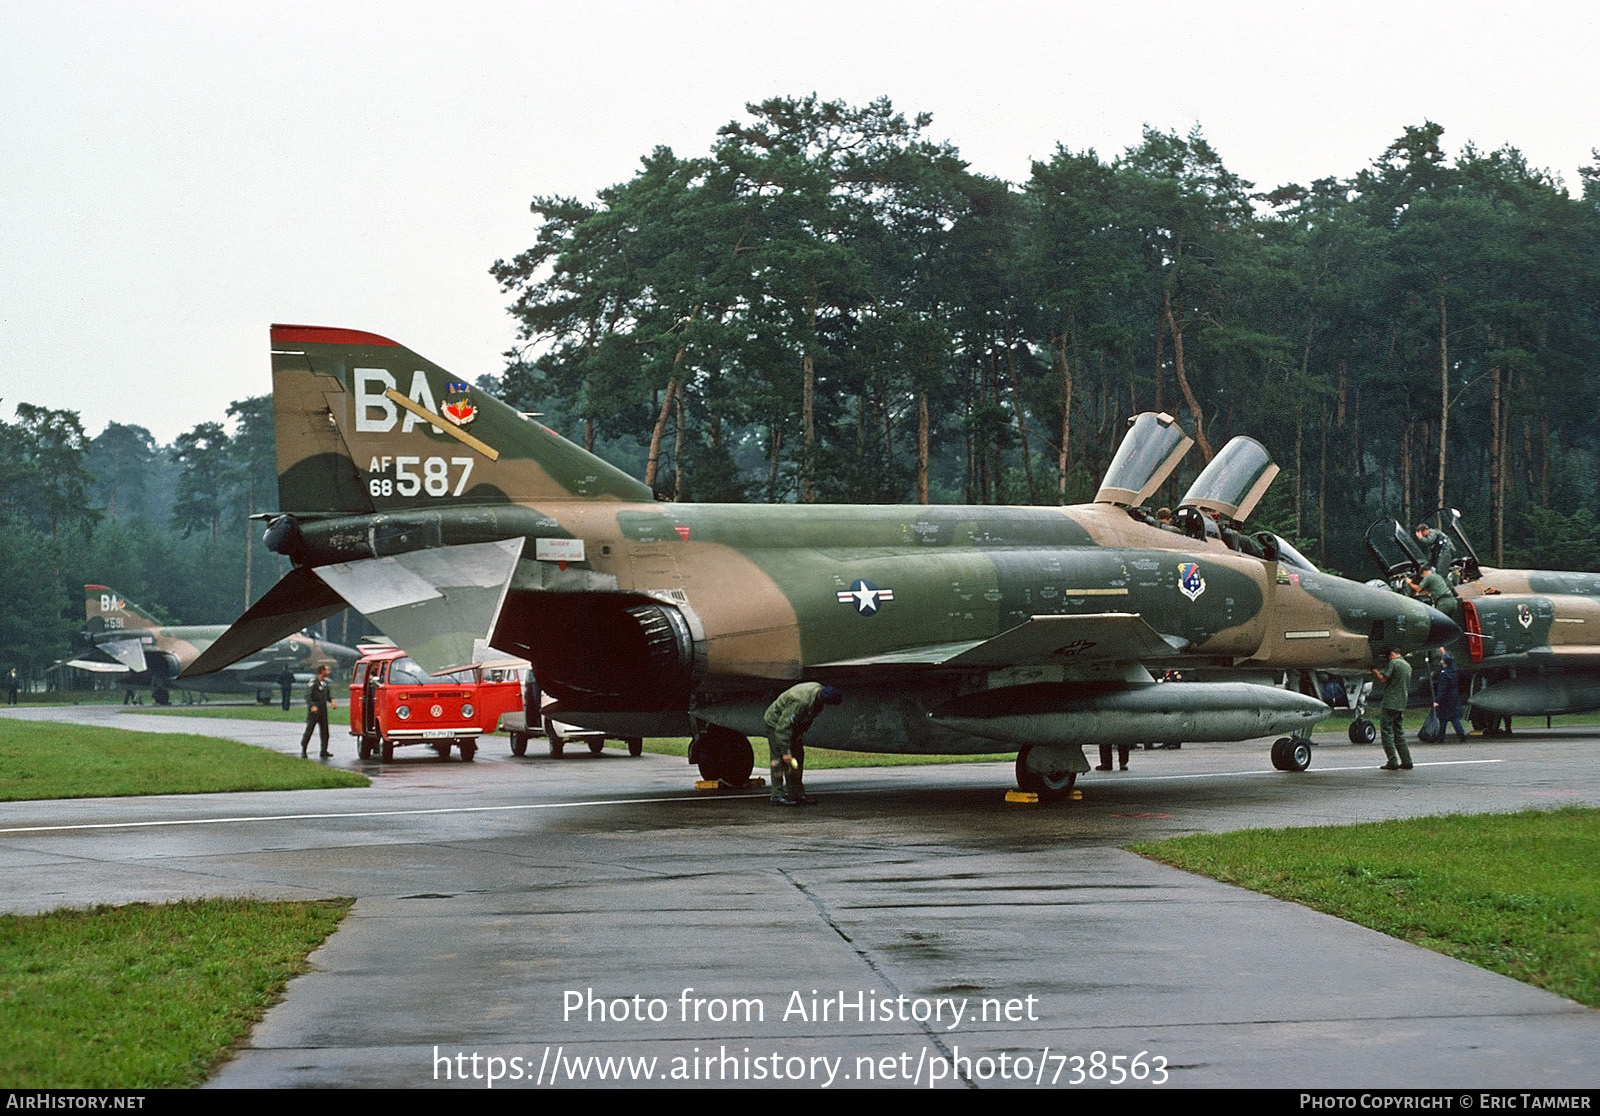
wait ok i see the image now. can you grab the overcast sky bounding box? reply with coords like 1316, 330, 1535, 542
2, 0, 1596, 445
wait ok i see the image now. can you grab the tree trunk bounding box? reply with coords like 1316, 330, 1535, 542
1056, 335, 1072, 504
766, 423, 783, 503
917, 391, 929, 505
644, 375, 679, 491
801, 353, 816, 504
1318, 402, 1328, 567
243, 475, 254, 609
1401, 420, 1413, 527
1164, 289, 1212, 461
672, 388, 685, 502
1489, 364, 1502, 563
1437, 288, 1449, 509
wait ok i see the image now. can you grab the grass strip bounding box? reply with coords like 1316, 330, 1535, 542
0, 898, 351, 1088
0, 719, 367, 800
1131, 807, 1600, 1007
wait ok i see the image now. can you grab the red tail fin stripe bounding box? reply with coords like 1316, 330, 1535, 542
271, 324, 401, 347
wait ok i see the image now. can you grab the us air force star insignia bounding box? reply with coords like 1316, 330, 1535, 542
1517, 604, 1533, 629
837, 579, 894, 616
1177, 561, 1206, 602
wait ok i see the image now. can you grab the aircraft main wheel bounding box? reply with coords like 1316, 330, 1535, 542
1348, 719, 1376, 744
1271, 737, 1313, 771
1015, 746, 1077, 802
588, 738, 605, 756
626, 737, 643, 757
510, 733, 528, 757
153, 686, 170, 706
460, 740, 477, 762
1470, 706, 1493, 733
544, 716, 566, 758
380, 739, 394, 763
696, 726, 754, 786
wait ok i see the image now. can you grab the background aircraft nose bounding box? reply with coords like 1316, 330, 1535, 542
1424, 605, 1461, 647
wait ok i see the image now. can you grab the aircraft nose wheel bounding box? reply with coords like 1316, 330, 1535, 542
1270, 737, 1313, 771
1347, 718, 1376, 744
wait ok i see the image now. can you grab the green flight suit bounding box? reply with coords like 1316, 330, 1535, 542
764, 682, 826, 803
1415, 570, 1459, 621
1377, 655, 1413, 768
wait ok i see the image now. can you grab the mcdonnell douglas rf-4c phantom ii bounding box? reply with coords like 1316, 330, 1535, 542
72, 584, 359, 704
184, 325, 1456, 798
1367, 509, 1600, 730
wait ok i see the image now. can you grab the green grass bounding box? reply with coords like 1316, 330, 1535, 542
635, 737, 1013, 768
131, 704, 309, 722
1131, 807, 1600, 1007
0, 720, 367, 800
0, 898, 351, 1087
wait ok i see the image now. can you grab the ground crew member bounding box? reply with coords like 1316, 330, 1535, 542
763, 682, 843, 806
300, 664, 335, 759
1408, 564, 1459, 622
277, 666, 294, 711
1414, 524, 1455, 575
1371, 650, 1414, 771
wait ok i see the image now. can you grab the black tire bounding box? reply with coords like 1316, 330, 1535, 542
626, 737, 643, 757
358, 735, 375, 760
432, 741, 452, 759
1271, 737, 1313, 772
380, 739, 394, 763
1015, 745, 1078, 802
695, 725, 754, 786
1469, 705, 1493, 733
588, 738, 605, 756
153, 686, 170, 706
510, 733, 527, 757
460, 740, 477, 762
1348, 718, 1376, 744
544, 716, 566, 758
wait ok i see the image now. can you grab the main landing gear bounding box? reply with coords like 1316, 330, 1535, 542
693, 724, 754, 786
1270, 736, 1313, 771
1014, 743, 1081, 802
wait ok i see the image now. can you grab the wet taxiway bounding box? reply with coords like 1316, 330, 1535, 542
2, 704, 1596, 1088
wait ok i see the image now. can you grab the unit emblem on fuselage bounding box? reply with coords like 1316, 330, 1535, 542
1178, 562, 1206, 602
1517, 603, 1533, 629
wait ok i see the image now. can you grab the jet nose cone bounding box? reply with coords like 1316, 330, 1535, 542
1424, 605, 1461, 648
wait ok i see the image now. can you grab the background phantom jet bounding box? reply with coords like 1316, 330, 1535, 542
72, 584, 358, 704
186, 325, 1454, 797
1366, 510, 1600, 728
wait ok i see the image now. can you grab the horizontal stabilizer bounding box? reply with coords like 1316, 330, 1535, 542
179, 567, 348, 678
313, 538, 524, 675
66, 659, 131, 674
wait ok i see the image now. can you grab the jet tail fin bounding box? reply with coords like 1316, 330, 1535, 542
269, 324, 652, 515
84, 585, 160, 633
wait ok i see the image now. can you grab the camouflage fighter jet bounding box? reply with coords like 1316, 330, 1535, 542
183, 325, 1455, 797
72, 584, 359, 704
1366, 509, 1600, 728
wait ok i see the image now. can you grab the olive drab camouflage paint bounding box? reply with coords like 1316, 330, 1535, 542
183, 325, 1457, 797
1365, 511, 1600, 720
71, 583, 359, 703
